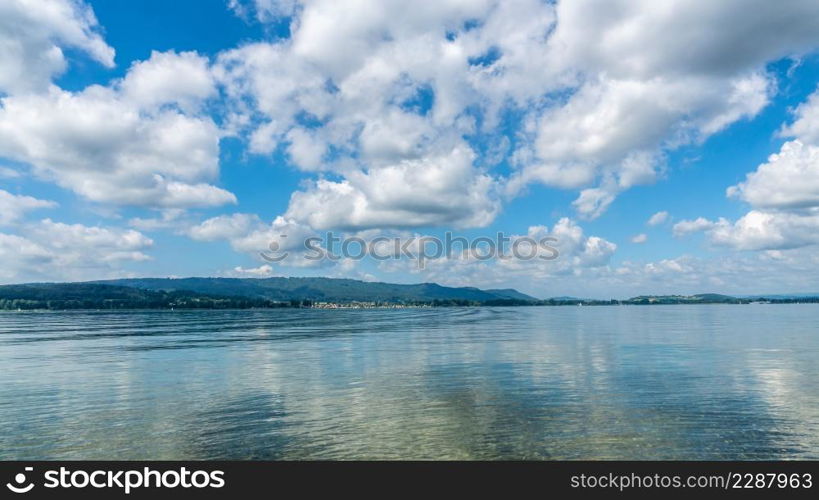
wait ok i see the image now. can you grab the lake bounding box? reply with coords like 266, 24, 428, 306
1, 305, 817, 460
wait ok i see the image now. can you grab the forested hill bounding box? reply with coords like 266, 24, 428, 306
94, 277, 539, 303
0, 283, 290, 310
0, 278, 539, 309
1, 279, 817, 310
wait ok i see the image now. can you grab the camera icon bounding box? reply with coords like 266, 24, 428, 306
6, 467, 35, 494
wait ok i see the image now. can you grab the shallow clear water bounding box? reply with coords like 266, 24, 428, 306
1, 305, 818, 460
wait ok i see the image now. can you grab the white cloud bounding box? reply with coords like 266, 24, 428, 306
728, 140, 819, 210
284, 145, 500, 230
673, 211, 819, 252
128, 209, 188, 231
780, 85, 819, 143
608, 249, 819, 298
392, 219, 617, 291
0, 189, 56, 225
680, 87, 819, 251
570, 184, 618, 220
184, 209, 617, 283
0, 218, 153, 283
285, 127, 326, 170
433, 247, 819, 299
121, 50, 217, 112
0, 233, 52, 282
673, 217, 716, 237
0, 0, 115, 94
5, 0, 819, 291
186, 213, 318, 264
547, 0, 819, 79
708, 211, 819, 251
186, 213, 264, 242
30, 219, 153, 260
631, 233, 648, 244
0, 165, 21, 178
213, 0, 819, 226
0, 51, 235, 209
231, 264, 275, 277
228, 0, 299, 23
508, 0, 812, 217
647, 211, 669, 226
214, 1, 554, 228
522, 56, 773, 218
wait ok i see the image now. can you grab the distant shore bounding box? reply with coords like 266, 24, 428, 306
2, 279, 818, 310
2, 298, 819, 312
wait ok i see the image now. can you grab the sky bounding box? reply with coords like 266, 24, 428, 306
2, 0, 819, 298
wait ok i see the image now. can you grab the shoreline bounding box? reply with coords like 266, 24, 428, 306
2, 301, 819, 312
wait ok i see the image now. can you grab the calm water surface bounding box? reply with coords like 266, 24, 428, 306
1, 305, 818, 460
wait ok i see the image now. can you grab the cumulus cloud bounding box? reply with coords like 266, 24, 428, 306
672, 217, 717, 237
708, 211, 819, 251
548, 218, 618, 268
186, 213, 318, 264
186, 213, 264, 242
0, 233, 52, 282
120, 50, 217, 112
547, 0, 819, 78
128, 209, 188, 232
284, 146, 500, 230
673, 211, 819, 252
461, 247, 819, 299
728, 140, 819, 210
0, 0, 115, 94
184, 208, 616, 284
231, 264, 275, 277
647, 211, 670, 226
678, 86, 819, 251
212, 0, 819, 226
608, 249, 819, 298
228, 0, 299, 23
0, 51, 235, 209
380, 218, 617, 293
5, 0, 819, 226
0, 219, 153, 283
215, 0, 548, 226
673, 209, 819, 251
417, 247, 819, 301
0, 189, 56, 225
4, 0, 819, 289
631, 233, 648, 244
780, 86, 819, 143
517, 0, 789, 218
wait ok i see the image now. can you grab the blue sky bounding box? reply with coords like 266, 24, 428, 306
2, 0, 819, 298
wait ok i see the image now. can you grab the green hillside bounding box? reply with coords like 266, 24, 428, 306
0, 283, 288, 310
0, 277, 539, 309
94, 277, 538, 303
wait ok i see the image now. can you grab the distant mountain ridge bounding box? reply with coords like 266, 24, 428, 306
2, 279, 819, 310
0, 283, 285, 310
92, 277, 540, 303
737, 293, 819, 299
484, 288, 538, 301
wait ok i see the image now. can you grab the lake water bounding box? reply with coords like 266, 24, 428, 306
1, 305, 818, 460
